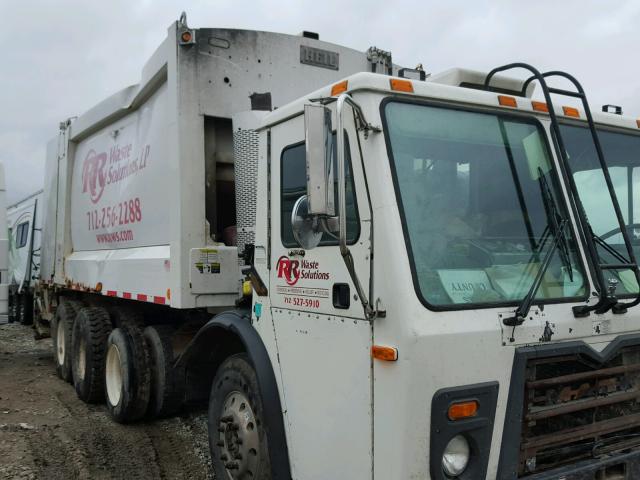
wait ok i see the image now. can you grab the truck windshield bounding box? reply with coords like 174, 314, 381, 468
561, 125, 640, 296
383, 101, 586, 308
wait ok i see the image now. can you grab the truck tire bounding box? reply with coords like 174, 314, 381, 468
8, 294, 17, 323
72, 307, 112, 403
208, 353, 272, 480
143, 325, 184, 418
105, 324, 152, 423
18, 293, 34, 326
51, 300, 82, 382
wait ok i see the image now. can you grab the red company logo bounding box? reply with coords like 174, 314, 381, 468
82, 149, 107, 204
277, 256, 300, 286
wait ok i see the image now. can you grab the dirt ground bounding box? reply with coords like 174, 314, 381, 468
0, 321, 215, 480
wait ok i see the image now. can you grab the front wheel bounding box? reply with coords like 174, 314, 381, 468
208, 353, 271, 480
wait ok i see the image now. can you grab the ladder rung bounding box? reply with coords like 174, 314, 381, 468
599, 263, 638, 270
548, 87, 584, 99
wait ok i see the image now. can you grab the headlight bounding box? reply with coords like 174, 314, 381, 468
442, 434, 470, 477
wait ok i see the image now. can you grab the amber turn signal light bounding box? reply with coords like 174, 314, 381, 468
563, 106, 580, 118
371, 345, 398, 362
448, 400, 479, 421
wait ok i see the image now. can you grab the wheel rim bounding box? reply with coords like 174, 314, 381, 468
56, 318, 66, 366
105, 343, 123, 407
218, 391, 261, 479
77, 337, 87, 381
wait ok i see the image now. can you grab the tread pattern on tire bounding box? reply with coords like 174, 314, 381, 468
52, 299, 83, 382
121, 322, 152, 421
105, 321, 152, 423
72, 307, 113, 403
144, 325, 184, 418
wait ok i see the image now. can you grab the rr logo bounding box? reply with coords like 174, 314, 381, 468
82, 149, 107, 204
277, 256, 300, 286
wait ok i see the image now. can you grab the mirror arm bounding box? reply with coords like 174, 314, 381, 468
311, 95, 381, 139
336, 93, 376, 319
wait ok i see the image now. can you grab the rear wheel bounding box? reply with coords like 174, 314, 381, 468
18, 293, 33, 326
8, 294, 17, 323
105, 324, 151, 423
52, 300, 82, 382
143, 325, 184, 418
72, 307, 112, 403
208, 354, 271, 480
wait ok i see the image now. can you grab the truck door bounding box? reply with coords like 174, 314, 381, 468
9, 199, 37, 291
268, 112, 373, 479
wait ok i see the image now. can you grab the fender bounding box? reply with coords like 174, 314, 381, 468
178, 310, 292, 480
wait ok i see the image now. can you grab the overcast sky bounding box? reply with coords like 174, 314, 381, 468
1, 0, 639, 204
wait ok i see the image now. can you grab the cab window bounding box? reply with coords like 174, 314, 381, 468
280, 135, 359, 247
16, 222, 29, 248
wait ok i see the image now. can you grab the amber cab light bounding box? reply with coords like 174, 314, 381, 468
563, 106, 580, 118
532, 101, 549, 113
448, 400, 479, 421
498, 95, 517, 108
390, 78, 414, 93
331, 80, 349, 96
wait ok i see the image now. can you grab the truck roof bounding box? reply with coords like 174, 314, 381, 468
261, 69, 640, 134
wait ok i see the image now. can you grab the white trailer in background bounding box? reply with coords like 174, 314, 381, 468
7, 189, 42, 325
0, 163, 7, 317
37, 13, 640, 480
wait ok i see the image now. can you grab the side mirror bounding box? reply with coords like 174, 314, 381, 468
304, 104, 334, 217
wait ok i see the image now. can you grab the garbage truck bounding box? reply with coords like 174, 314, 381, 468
37, 13, 640, 480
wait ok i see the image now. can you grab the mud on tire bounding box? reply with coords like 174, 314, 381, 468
208, 353, 271, 480
72, 307, 112, 403
105, 324, 152, 423
143, 325, 184, 418
51, 299, 83, 382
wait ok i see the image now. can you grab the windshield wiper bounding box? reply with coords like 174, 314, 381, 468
504, 168, 572, 327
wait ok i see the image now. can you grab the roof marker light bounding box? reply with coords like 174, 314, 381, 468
390, 78, 414, 93
498, 95, 517, 108
532, 101, 549, 113
563, 106, 580, 118
371, 345, 398, 362
331, 80, 348, 96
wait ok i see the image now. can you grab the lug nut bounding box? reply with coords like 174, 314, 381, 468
225, 461, 239, 470
220, 454, 228, 461
234, 453, 243, 460
220, 415, 234, 423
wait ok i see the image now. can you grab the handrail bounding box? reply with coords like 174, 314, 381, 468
485, 63, 640, 316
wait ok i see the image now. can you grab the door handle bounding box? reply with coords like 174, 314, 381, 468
332, 283, 350, 309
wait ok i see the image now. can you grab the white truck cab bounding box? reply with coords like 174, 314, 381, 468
249, 68, 640, 478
